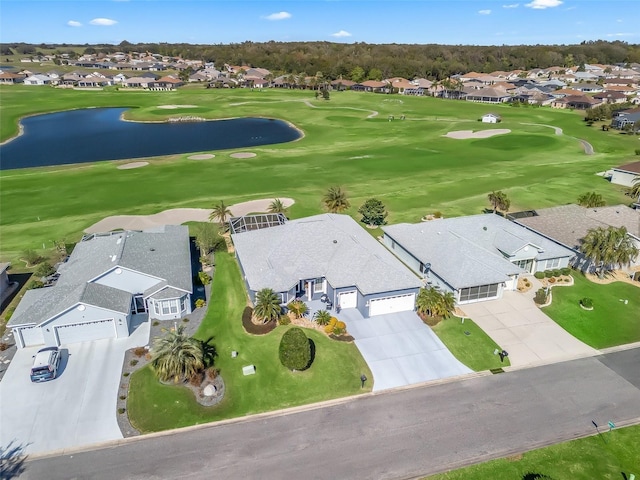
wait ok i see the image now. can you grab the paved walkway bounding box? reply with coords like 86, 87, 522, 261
84, 198, 295, 233
340, 309, 471, 391
460, 284, 597, 368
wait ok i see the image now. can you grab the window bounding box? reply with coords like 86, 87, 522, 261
459, 283, 499, 303
154, 302, 160, 315
161, 301, 171, 315
545, 258, 560, 269
313, 278, 324, 294
180, 296, 186, 312
169, 300, 178, 314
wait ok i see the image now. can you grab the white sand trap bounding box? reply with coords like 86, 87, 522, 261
84, 198, 296, 233
117, 162, 149, 170
230, 152, 257, 159
444, 129, 511, 139
157, 104, 198, 109
188, 154, 215, 160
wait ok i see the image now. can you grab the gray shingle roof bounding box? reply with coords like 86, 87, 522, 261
9, 225, 191, 328
231, 214, 422, 295
383, 214, 574, 290
516, 204, 640, 249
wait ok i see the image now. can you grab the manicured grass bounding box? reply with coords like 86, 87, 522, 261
542, 274, 640, 349
0, 87, 634, 264
426, 424, 640, 479
127, 252, 371, 433
432, 317, 510, 371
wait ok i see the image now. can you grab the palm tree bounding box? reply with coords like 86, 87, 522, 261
577, 191, 605, 208
628, 176, 640, 202
287, 299, 309, 318
151, 325, 205, 383
322, 186, 351, 213
209, 200, 232, 227
313, 309, 332, 326
487, 191, 510, 214
416, 287, 441, 318
580, 226, 639, 277
253, 288, 282, 324
432, 291, 456, 318
268, 198, 288, 216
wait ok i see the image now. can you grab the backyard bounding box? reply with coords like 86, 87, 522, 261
0, 85, 635, 266
542, 273, 640, 349
127, 252, 372, 433
426, 423, 640, 480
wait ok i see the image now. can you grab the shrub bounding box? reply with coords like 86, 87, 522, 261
35, 262, 55, 278
152, 320, 160, 327
23, 249, 43, 266
324, 317, 338, 334
206, 367, 219, 380
552, 269, 561, 278
635, 148, 640, 156
27, 280, 44, 290
534, 271, 545, 279
544, 270, 554, 278
333, 320, 347, 335
119, 395, 126, 400
130, 359, 139, 367
313, 309, 332, 326
133, 346, 147, 357
189, 371, 204, 386
278, 314, 291, 326
118, 408, 126, 414
534, 288, 548, 305
198, 271, 211, 285
195, 299, 206, 308
560, 267, 571, 276
182, 318, 190, 323
580, 297, 593, 308
4, 307, 15, 320
548, 277, 556, 284
433, 211, 443, 218
279, 327, 311, 371
123, 372, 130, 377
286, 300, 308, 319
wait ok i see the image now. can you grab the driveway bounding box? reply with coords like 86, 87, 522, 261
460, 290, 598, 368
0, 320, 149, 456
340, 310, 472, 391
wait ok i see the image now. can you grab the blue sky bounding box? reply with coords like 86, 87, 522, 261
1, 0, 638, 46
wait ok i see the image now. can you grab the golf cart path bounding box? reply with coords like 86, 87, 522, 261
520, 122, 594, 155
84, 198, 295, 233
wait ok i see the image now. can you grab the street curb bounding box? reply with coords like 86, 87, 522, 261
599, 341, 640, 354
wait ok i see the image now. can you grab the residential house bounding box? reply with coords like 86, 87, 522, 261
330, 79, 355, 91
552, 94, 599, 110
513, 204, 640, 269
593, 90, 628, 104
24, 74, 52, 86
610, 160, 640, 187
465, 87, 511, 103
0, 72, 25, 84
231, 214, 422, 318
382, 214, 574, 304
8, 225, 193, 349
351, 80, 390, 93
149, 75, 183, 90
573, 82, 604, 93
611, 108, 640, 130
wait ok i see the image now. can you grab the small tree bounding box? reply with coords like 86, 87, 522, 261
487, 191, 510, 214
195, 222, 223, 256
151, 325, 205, 383
313, 309, 332, 326
208, 200, 232, 228
627, 176, 640, 202
286, 299, 309, 319
358, 198, 388, 227
253, 288, 282, 324
268, 198, 288, 217
577, 191, 605, 208
322, 186, 351, 213
279, 327, 311, 371
35, 262, 55, 278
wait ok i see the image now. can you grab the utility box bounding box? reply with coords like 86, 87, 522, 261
242, 365, 256, 376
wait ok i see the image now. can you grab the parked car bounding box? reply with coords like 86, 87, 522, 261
30, 346, 61, 382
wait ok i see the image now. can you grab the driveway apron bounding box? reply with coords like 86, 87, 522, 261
340, 310, 471, 392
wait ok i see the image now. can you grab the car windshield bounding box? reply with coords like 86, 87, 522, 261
31, 367, 51, 375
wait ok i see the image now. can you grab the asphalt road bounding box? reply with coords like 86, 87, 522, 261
16, 349, 640, 480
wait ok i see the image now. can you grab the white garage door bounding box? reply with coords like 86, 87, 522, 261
18, 326, 45, 348
55, 319, 116, 345
369, 294, 415, 317
338, 291, 358, 309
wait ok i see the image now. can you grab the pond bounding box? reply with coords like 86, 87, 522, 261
0, 108, 301, 170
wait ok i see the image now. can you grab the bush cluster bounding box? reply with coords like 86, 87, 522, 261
534, 288, 548, 305
198, 271, 211, 286
580, 297, 593, 308
195, 299, 206, 308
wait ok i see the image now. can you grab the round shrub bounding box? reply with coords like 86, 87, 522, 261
534, 271, 545, 279
278, 314, 291, 326
560, 267, 571, 276
324, 317, 338, 334
548, 277, 556, 284
545, 270, 554, 278
552, 269, 561, 278
279, 327, 311, 371
580, 297, 593, 309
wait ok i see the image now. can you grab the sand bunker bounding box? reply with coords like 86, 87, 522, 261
117, 162, 149, 169
444, 129, 511, 139
157, 105, 198, 109
188, 154, 216, 160
230, 152, 257, 159
84, 198, 296, 233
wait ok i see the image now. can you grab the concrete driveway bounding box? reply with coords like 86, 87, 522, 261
340, 310, 472, 391
0, 320, 149, 456
460, 290, 597, 368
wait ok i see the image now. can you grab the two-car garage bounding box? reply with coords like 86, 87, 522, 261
369, 293, 416, 317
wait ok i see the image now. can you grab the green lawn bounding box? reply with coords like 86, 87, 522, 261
542, 274, 640, 349
127, 252, 371, 433
0, 86, 635, 265
426, 424, 640, 479
432, 317, 510, 371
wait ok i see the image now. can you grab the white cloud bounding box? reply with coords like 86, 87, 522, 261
525, 0, 563, 9
617, 18, 623, 22
606, 32, 635, 37
479, 9, 492, 14
331, 30, 352, 38
67, 20, 82, 27
503, 3, 519, 7
263, 11, 292, 21
89, 18, 118, 26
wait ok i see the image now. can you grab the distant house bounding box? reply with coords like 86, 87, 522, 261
352, 80, 390, 93
0, 72, 25, 84
383, 214, 574, 305
232, 214, 422, 317
330, 79, 355, 91
611, 108, 640, 130
24, 74, 52, 86
610, 160, 640, 187
593, 90, 628, 104
465, 87, 511, 103
8, 226, 193, 349
552, 95, 599, 110
481, 113, 501, 124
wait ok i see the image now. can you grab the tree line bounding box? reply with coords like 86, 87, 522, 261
3, 40, 640, 80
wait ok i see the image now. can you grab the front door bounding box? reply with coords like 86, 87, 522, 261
134, 295, 146, 314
